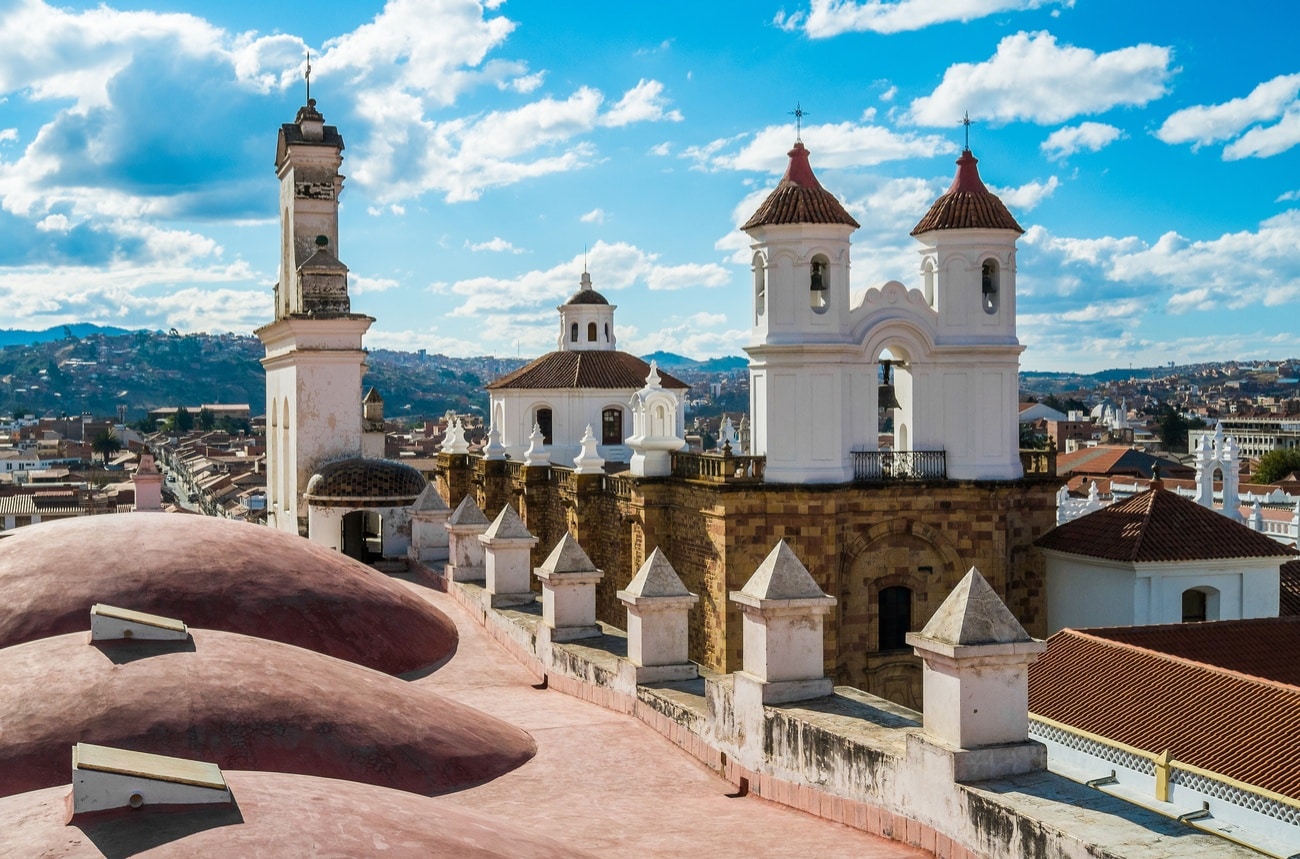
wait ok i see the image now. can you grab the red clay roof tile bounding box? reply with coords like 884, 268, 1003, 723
741, 142, 860, 231
911, 150, 1023, 235
1036, 485, 1297, 563
1030, 625, 1300, 799
486, 351, 688, 391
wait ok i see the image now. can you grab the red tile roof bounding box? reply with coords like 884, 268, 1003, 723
1055, 445, 1192, 480
486, 350, 688, 391
1282, 560, 1300, 616
1089, 617, 1300, 687
741, 142, 860, 231
910, 149, 1023, 235
1030, 627, 1300, 799
1036, 485, 1297, 563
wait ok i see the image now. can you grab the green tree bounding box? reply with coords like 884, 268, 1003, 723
171, 406, 194, 433
198, 407, 216, 431
1254, 449, 1300, 484
1156, 406, 1205, 453
91, 428, 122, 462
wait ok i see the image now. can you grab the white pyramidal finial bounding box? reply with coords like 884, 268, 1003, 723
645, 361, 662, 389
524, 422, 551, 466
573, 425, 605, 475
483, 422, 507, 460
440, 415, 470, 455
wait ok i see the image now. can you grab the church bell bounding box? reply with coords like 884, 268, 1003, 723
809, 261, 828, 291
878, 360, 901, 411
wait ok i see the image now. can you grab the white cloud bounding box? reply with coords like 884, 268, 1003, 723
992, 176, 1058, 211
35, 213, 68, 232
622, 314, 747, 360
466, 236, 525, 253
600, 79, 683, 127
0, 128, 16, 143
649, 142, 673, 157
1224, 107, 1300, 161
580, 208, 606, 224
777, 0, 1072, 37
685, 121, 955, 173
351, 275, 401, 294
1278, 190, 1300, 203
1041, 122, 1123, 160
441, 241, 730, 321
906, 31, 1172, 126
1156, 73, 1300, 150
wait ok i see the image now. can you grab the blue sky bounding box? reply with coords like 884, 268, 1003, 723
1, 0, 1299, 372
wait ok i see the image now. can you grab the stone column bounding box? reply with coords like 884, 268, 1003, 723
906, 566, 1047, 781
618, 548, 699, 682
534, 533, 604, 642
445, 495, 490, 583
479, 504, 538, 608
730, 540, 836, 705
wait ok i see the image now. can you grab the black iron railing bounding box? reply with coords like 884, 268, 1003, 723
852, 450, 946, 482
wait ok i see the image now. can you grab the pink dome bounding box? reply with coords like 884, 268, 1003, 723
0, 771, 595, 857
0, 515, 455, 674
0, 629, 535, 797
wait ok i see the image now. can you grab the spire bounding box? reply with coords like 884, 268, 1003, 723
741, 141, 860, 231
910, 147, 1023, 235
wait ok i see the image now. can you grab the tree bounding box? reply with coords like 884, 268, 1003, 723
198, 407, 216, 431
171, 406, 194, 433
91, 428, 122, 462
1156, 406, 1205, 453
1254, 449, 1300, 484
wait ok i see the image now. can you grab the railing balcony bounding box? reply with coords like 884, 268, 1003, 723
852, 450, 947, 482
1019, 441, 1057, 477
671, 450, 766, 484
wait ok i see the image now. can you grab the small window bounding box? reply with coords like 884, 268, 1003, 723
587, 322, 597, 342
602, 408, 623, 445
922, 258, 935, 306
536, 408, 553, 445
570, 323, 578, 342
878, 586, 912, 651
753, 252, 766, 319
1182, 589, 1207, 623
981, 259, 999, 314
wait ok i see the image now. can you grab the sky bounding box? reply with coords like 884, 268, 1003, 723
1, 0, 1299, 373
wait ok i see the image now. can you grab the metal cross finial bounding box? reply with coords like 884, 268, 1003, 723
305, 51, 312, 103
789, 102, 809, 142
961, 111, 972, 150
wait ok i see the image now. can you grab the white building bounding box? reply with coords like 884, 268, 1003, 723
1038, 481, 1294, 634
743, 141, 1025, 484
485, 271, 688, 466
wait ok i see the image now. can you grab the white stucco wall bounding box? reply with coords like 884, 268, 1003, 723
492, 386, 683, 466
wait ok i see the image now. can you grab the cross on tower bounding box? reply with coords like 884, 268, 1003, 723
961, 111, 973, 150
305, 51, 312, 103
789, 102, 809, 142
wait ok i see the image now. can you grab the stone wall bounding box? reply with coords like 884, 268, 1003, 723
436, 453, 1057, 707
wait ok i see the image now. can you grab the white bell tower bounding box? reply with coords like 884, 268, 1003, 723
743, 140, 861, 483
256, 97, 374, 534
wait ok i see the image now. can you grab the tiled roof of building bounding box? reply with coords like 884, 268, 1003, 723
740, 142, 860, 231
1055, 445, 1192, 479
911, 149, 1023, 235
1036, 485, 1297, 563
1089, 617, 1300, 687
1029, 627, 1300, 799
1282, 560, 1300, 616
486, 350, 688, 391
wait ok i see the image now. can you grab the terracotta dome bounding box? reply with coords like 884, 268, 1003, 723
304, 456, 427, 505
0, 771, 594, 858
0, 629, 534, 798
0, 514, 454, 674
564, 286, 609, 305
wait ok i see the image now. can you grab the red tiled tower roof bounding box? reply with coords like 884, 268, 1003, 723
741, 142, 860, 231
486, 350, 688, 391
1030, 627, 1300, 799
1035, 485, 1297, 563
911, 149, 1023, 235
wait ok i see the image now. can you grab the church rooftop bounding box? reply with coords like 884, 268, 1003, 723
487, 350, 688, 391
910, 149, 1023, 235
741, 142, 860, 231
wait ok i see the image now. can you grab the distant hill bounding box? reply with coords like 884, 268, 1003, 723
641, 351, 747, 373
0, 324, 134, 348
